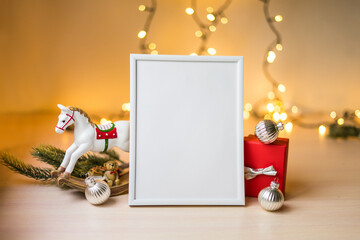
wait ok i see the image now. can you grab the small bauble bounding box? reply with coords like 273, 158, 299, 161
85, 177, 111, 205
258, 181, 284, 211
255, 120, 284, 144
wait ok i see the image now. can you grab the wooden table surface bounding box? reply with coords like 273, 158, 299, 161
0, 113, 359, 240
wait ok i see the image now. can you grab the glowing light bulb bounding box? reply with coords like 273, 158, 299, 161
355, 109, 360, 118
278, 84, 286, 93
207, 14, 215, 22
273, 112, 280, 121
138, 5, 146, 12
244, 103, 252, 112
206, 7, 214, 13
244, 110, 250, 119
209, 25, 216, 32
267, 51, 276, 63
138, 30, 146, 39
291, 106, 298, 114
208, 48, 216, 55
276, 44, 283, 51
274, 15, 283, 22
285, 122, 293, 133
122, 103, 130, 112
280, 112, 287, 121
100, 118, 112, 125
330, 111, 336, 119
190, 53, 197, 56
267, 91, 275, 100
221, 17, 228, 24
337, 118, 344, 125
267, 103, 275, 112
195, 30, 203, 38
319, 125, 326, 136
151, 50, 158, 55
148, 43, 156, 50
185, 8, 194, 15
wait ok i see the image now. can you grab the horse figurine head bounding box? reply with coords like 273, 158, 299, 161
55, 104, 75, 134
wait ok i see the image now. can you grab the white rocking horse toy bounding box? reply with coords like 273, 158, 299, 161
52, 104, 129, 178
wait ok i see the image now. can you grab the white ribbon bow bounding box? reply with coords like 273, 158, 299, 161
244, 165, 277, 180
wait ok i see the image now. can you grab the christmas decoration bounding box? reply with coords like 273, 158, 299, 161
244, 135, 289, 197
103, 161, 121, 187
185, 0, 232, 55
53, 104, 129, 178
137, 0, 157, 54
244, 0, 360, 140
258, 180, 284, 211
244, 165, 277, 180
0, 152, 52, 181
255, 120, 284, 144
85, 177, 111, 205
0, 145, 128, 181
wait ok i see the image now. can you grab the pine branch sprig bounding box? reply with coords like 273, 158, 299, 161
0, 152, 53, 181
31, 145, 65, 168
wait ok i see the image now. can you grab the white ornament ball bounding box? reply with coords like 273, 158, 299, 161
258, 181, 284, 211
85, 177, 111, 205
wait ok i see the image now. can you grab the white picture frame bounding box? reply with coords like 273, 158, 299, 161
129, 54, 244, 205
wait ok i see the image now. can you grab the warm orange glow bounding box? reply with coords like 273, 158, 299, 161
208, 48, 216, 55
206, 7, 214, 13
185, 8, 194, 15
356, 109, 360, 118
207, 14, 215, 22
195, 31, 203, 38
244, 110, 250, 119
285, 122, 293, 133
276, 44, 283, 51
100, 118, 112, 125
330, 111, 336, 119
273, 112, 280, 121
268, 91, 275, 100
267, 103, 274, 112
319, 125, 326, 135
274, 15, 283, 22
138, 5, 146, 12
267, 51, 276, 63
137, 30, 146, 39
221, 17, 228, 24
291, 106, 298, 114
278, 84, 286, 93
148, 43, 156, 50
337, 118, 344, 125
280, 112, 287, 121
209, 25, 216, 32
244, 103, 252, 112
122, 103, 130, 112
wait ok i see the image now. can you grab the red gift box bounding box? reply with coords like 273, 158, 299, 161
244, 135, 289, 197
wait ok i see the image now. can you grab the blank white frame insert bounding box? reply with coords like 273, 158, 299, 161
129, 54, 244, 205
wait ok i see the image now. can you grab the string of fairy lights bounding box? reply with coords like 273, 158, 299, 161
245, 0, 360, 138
137, 0, 158, 54
185, 0, 232, 56
108, 0, 360, 139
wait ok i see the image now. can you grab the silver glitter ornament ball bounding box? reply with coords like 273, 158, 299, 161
85, 177, 111, 205
258, 181, 284, 211
255, 120, 284, 144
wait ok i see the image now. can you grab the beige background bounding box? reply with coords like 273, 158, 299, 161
0, 0, 359, 114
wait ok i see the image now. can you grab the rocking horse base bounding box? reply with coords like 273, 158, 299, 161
51, 168, 129, 197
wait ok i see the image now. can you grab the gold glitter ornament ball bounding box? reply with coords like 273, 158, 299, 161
85, 177, 111, 205
258, 181, 284, 211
